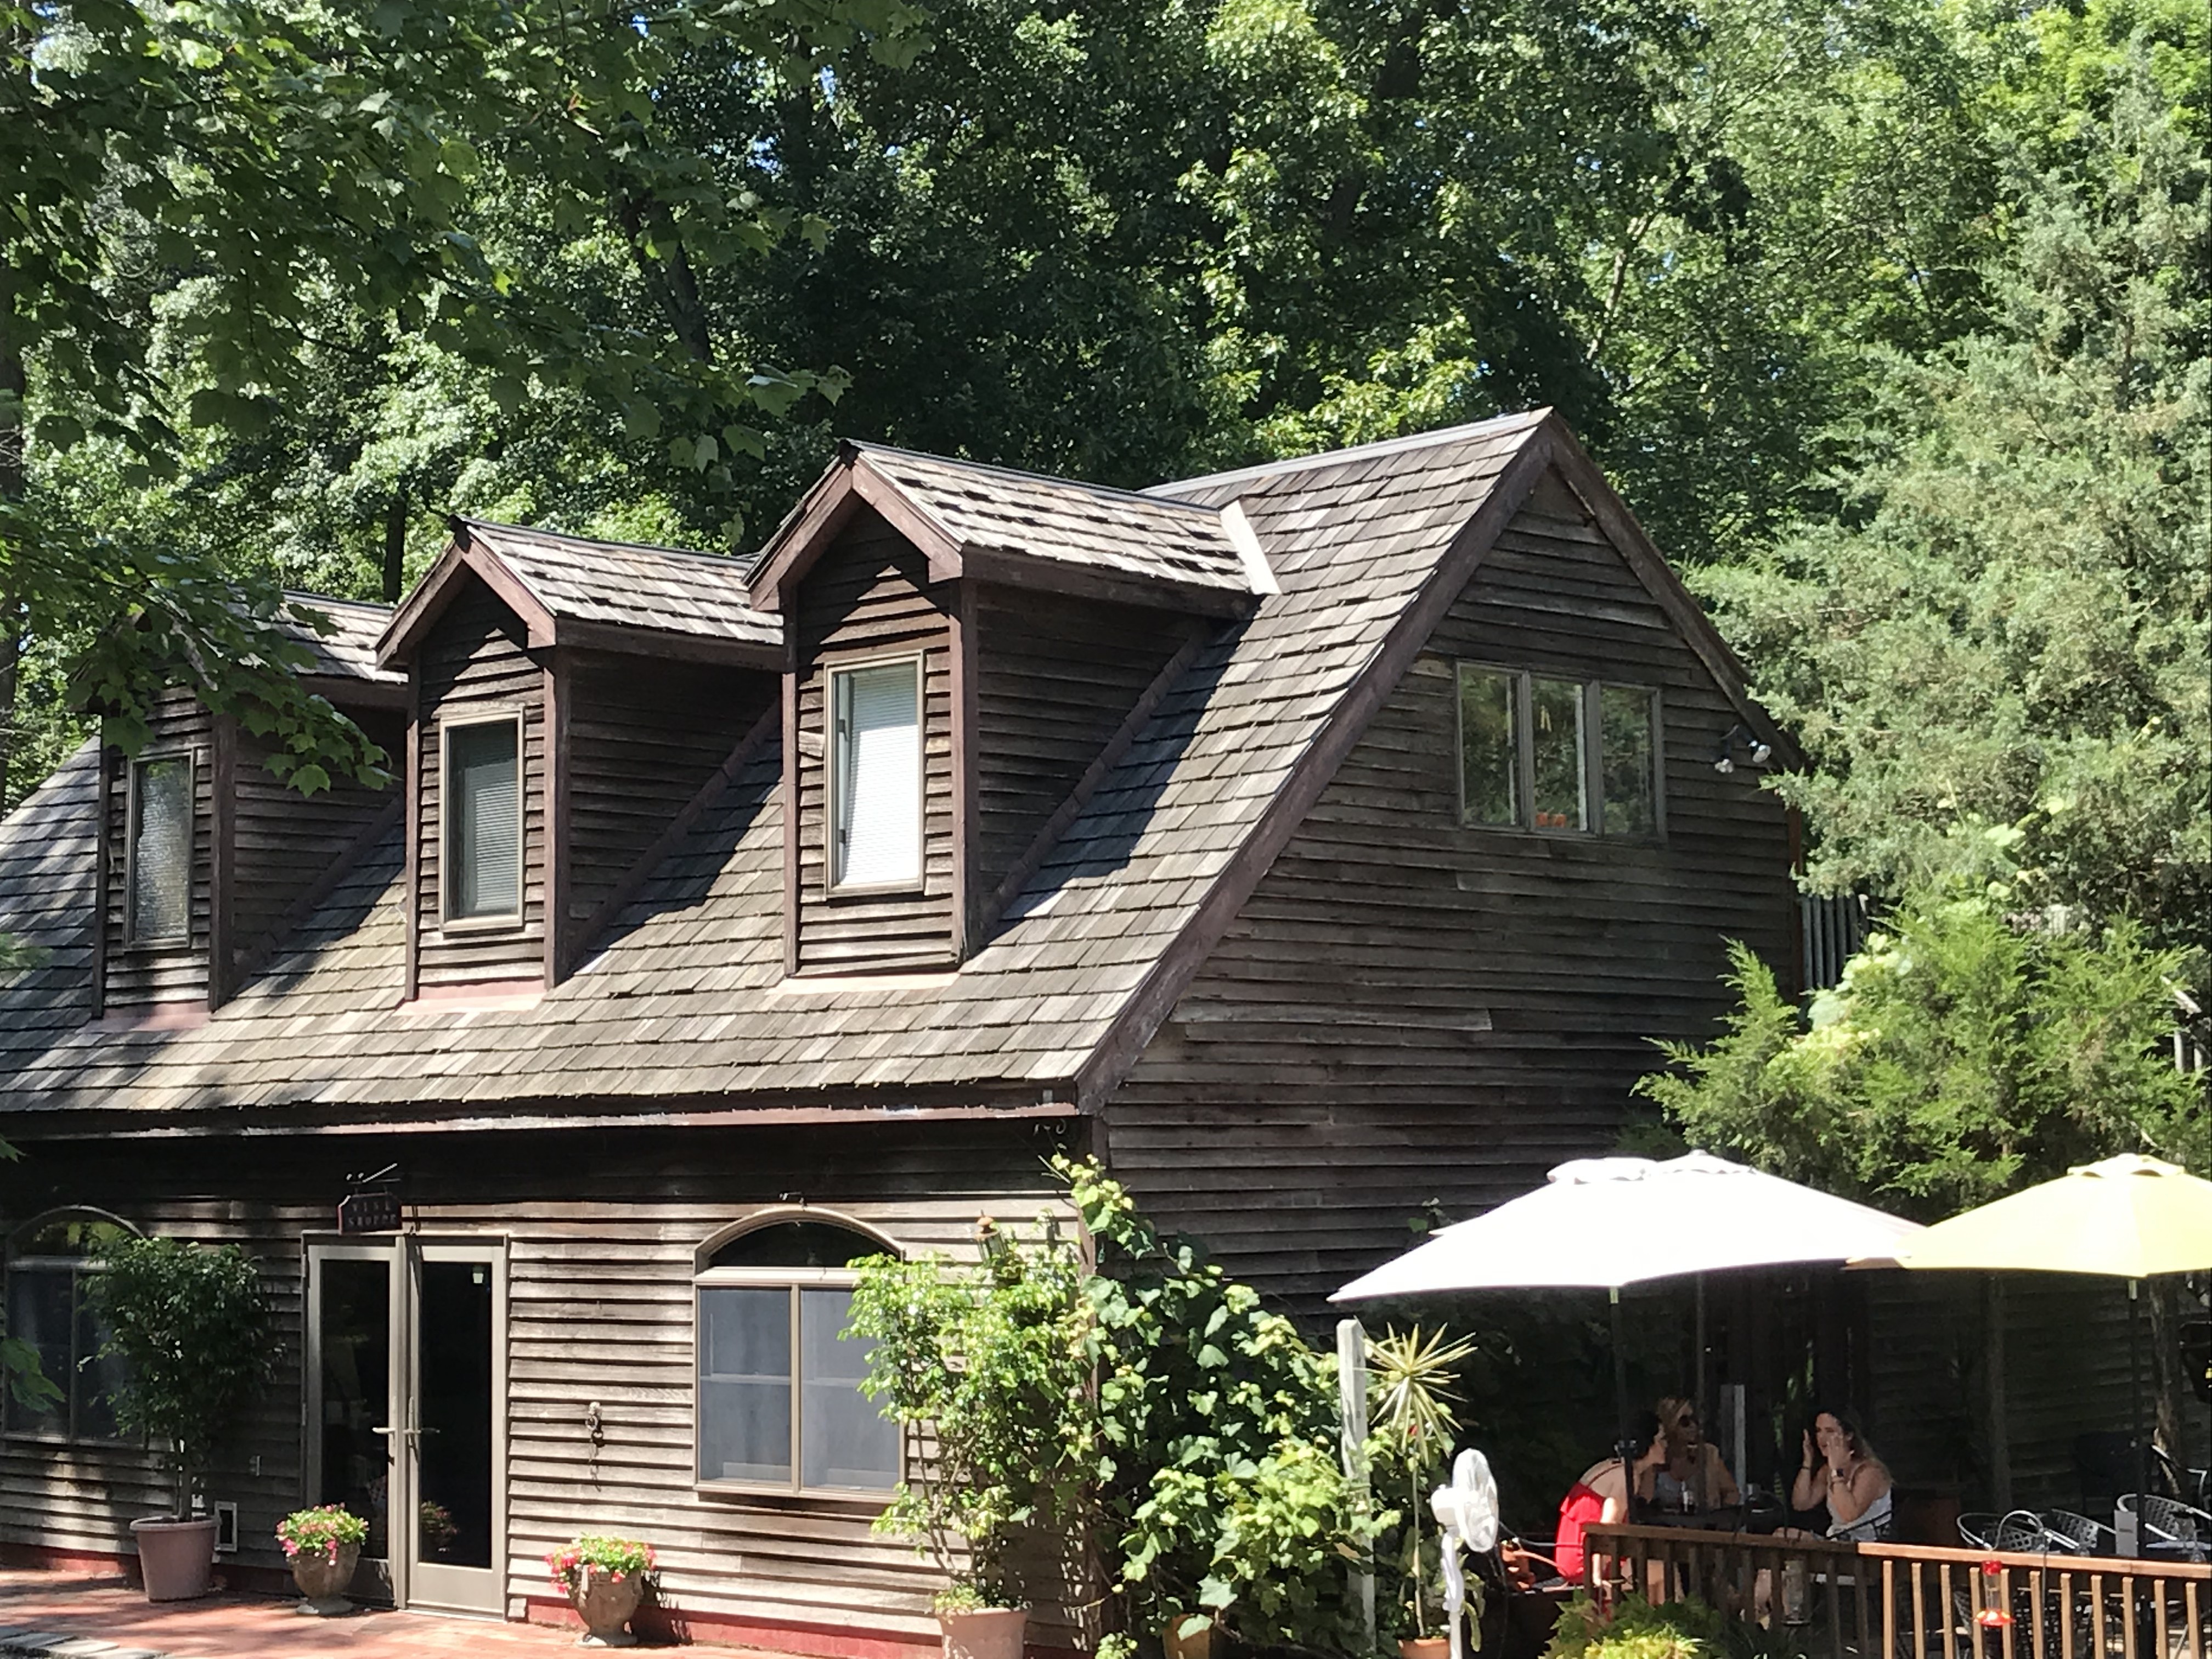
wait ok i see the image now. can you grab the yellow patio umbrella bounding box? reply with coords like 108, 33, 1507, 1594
1887, 1153, 2212, 1549
1888, 1154, 2212, 1276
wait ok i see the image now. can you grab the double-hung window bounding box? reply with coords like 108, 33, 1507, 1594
125, 754, 193, 946
827, 657, 923, 890
694, 1218, 900, 1496
1457, 664, 1660, 837
3, 1212, 133, 1444
442, 715, 523, 924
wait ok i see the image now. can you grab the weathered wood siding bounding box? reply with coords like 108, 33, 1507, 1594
789, 510, 956, 975
228, 719, 401, 990
1104, 467, 1796, 1310
564, 656, 778, 932
98, 690, 215, 1013
414, 578, 548, 989
0, 1122, 1072, 1645
969, 586, 1187, 921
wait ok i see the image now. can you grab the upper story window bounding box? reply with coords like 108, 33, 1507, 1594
442, 714, 522, 924
693, 1215, 901, 1497
3, 1210, 136, 1444
126, 754, 193, 945
829, 657, 922, 891
1457, 664, 1659, 838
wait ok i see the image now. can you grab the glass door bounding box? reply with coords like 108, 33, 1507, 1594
306, 1243, 401, 1605
404, 1243, 506, 1615
306, 1238, 505, 1616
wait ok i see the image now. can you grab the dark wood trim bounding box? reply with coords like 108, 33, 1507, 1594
0, 1098, 1084, 1143
949, 583, 976, 960
781, 665, 801, 979
742, 455, 868, 613
402, 668, 422, 1003
549, 618, 782, 672
849, 459, 966, 584
376, 540, 560, 668
297, 674, 409, 712
568, 701, 782, 969
207, 715, 237, 1009
955, 544, 1256, 619
225, 796, 404, 990
978, 618, 1211, 936
1070, 425, 1561, 1108
1544, 423, 1801, 767
543, 653, 569, 989
89, 740, 110, 1021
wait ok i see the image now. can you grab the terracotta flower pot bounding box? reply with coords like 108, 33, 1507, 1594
1400, 1637, 1452, 1659
573, 1565, 646, 1648
939, 1605, 1028, 1659
291, 1541, 362, 1616
1163, 1614, 1215, 1659
131, 1516, 219, 1603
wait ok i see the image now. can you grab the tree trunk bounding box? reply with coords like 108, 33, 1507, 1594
2148, 1277, 2191, 1483
381, 488, 410, 603
0, 255, 25, 807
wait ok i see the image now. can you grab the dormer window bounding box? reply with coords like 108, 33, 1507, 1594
1457, 664, 1661, 837
829, 657, 922, 891
126, 753, 193, 945
443, 714, 523, 924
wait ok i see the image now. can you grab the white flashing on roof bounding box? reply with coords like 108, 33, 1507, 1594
1217, 500, 1279, 596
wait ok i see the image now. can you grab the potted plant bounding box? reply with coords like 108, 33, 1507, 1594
847, 1217, 1097, 1659
1369, 1325, 1479, 1659
547, 1534, 657, 1647
277, 1505, 368, 1615
85, 1236, 274, 1602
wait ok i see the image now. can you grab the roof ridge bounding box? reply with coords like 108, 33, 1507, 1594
281, 591, 395, 616
1144, 408, 1553, 498
458, 516, 756, 575
847, 442, 1228, 516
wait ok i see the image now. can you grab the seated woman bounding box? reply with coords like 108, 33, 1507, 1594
1554, 1412, 1668, 1583
1654, 1396, 1741, 1511
1788, 1407, 1893, 1542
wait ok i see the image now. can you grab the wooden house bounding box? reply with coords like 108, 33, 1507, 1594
0, 411, 1801, 1649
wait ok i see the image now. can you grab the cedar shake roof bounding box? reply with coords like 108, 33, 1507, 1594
746, 442, 1265, 617
454, 519, 777, 650
278, 595, 405, 687
0, 410, 1781, 1130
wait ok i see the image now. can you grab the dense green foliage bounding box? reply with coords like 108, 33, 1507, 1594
849, 1159, 1382, 1647
83, 1235, 274, 1517
1637, 885, 2206, 1220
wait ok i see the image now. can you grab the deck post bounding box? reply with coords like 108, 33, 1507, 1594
1338, 1317, 1376, 1652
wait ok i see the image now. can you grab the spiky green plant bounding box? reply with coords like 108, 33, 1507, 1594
1369, 1325, 1479, 1637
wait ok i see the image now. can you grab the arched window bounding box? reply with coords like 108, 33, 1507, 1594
4, 1209, 138, 1444
693, 1212, 900, 1497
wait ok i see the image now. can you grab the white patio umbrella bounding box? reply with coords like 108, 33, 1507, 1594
1330, 1152, 1925, 1473
1331, 1152, 1925, 1302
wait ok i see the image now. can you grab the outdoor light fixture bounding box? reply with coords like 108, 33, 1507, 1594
1712, 723, 1773, 774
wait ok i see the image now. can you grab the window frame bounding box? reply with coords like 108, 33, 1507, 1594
2, 1207, 140, 1449
1452, 663, 1666, 842
691, 1209, 904, 1502
123, 749, 196, 949
437, 709, 527, 932
822, 651, 927, 898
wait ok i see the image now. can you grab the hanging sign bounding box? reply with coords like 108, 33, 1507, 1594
338, 1163, 401, 1233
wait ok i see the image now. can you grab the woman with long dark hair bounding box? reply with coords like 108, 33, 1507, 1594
1790, 1406, 1893, 1542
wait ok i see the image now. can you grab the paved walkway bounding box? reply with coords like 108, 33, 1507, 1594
0, 1571, 648, 1657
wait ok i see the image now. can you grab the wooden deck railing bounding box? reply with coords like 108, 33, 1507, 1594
1582, 1523, 2212, 1659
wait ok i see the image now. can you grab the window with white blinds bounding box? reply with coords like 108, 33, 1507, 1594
830, 658, 922, 890
444, 718, 522, 921
127, 755, 191, 944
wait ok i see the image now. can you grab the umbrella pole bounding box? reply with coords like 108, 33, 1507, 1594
1611, 1286, 1630, 1482
2132, 1278, 2147, 1521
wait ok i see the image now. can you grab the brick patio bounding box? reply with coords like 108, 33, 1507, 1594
0, 1570, 710, 1657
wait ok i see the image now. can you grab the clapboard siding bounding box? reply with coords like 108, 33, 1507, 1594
0, 1122, 1073, 1638
99, 690, 215, 1012
414, 578, 548, 988
228, 719, 402, 990
970, 586, 1186, 919
1105, 471, 1797, 1310
564, 656, 778, 932
789, 512, 957, 975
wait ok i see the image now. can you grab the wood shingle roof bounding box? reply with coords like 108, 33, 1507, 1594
0, 410, 1762, 1132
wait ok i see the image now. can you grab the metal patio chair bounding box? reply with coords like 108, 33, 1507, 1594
2120, 1492, 2212, 1562
2040, 1508, 2118, 1555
